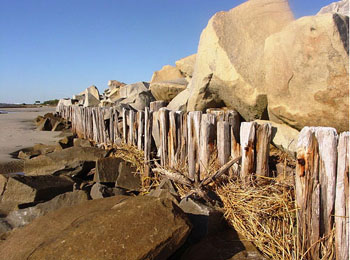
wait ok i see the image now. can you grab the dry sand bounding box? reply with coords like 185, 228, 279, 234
0, 107, 62, 164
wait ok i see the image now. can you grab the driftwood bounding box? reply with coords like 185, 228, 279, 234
335, 132, 349, 260
153, 162, 192, 186
200, 156, 241, 188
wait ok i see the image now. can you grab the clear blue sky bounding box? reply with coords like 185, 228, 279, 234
0, 0, 336, 104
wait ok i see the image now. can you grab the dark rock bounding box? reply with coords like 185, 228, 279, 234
0, 196, 191, 260
90, 183, 126, 199
51, 121, 65, 131
180, 229, 266, 260
94, 157, 123, 183
115, 161, 140, 191
179, 198, 225, 242
90, 182, 105, 199
73, 138, 92, 148
0, 175, 74, 214
24, 147, 107, 176
6, 190, 89, 228
57, 135, 75, 149
0, 219, 11, 236
36, 118, 52, 131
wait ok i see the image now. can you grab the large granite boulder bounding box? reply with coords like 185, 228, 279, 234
167, 87, 191, 111
6, 190, 89, 228
150, 78, 188, 102
187, 0, 294, 121
83, 85, 100, 107
0, 196, 191, 260
175, 54, 197, 78
56, 98, 72, 112
115, 82, 156, 110
24, 147, 107, 176
265, 13, 349, 132
318, 0, 349, 16
150, 65, 184, 83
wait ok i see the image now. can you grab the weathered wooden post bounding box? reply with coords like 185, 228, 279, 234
144, 107, 152, 176
187, 111, 202, 182
178, 112, 188, 169
109, 108, 114, 145
159, 108, 169, 166
255, 123, 272, 177
137, 111, 145, 150
150, 101, 167, 112
227, 110, 241, 159
174, 111, 185, 167
335, 132, 349, 260
168, 111, 177, 168
240, 122, 256, 183
113, 109, 120, 144
217, 121, 230, 167
128, 110, 136, 146
122, 108, 128, 143
296, 127, 320, 260
92, 108, 99, 143
313, 127, 338, 240
199, 113, 216, 180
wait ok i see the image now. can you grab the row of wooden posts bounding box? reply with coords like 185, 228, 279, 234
57, 101, 349, 260
57, 101, 272, 183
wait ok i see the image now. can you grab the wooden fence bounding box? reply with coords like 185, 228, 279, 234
57, 101, 349, 260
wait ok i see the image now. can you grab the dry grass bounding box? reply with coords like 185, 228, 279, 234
216, 177, 297, 260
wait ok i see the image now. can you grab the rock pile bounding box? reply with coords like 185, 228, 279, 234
35, 112, 70, 131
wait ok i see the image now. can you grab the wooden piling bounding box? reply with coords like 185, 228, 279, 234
128, 110, 136, 146
168, 111, 177, 168
144, 107, 152, 176
240, 122, 256, 183
187, 111, 202, 182
137, 111, 145, 150
335, 132, 349, 260
159, 108, 169, 166
150, 101, 167, 112
217, 121, 230, 168
199, 114, 216, 180
122, 108, 128, 143
255, 123, 272, 177
296, 127, 320, 260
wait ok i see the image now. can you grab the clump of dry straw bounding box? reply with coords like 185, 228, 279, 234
216, 177, 297, 260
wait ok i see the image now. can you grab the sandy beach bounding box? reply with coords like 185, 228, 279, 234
0, 107, 62, 163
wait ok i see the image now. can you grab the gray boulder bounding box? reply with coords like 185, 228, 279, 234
179, 198, 225, 242
0, 196, 191, 260
24, 147, 107, 176
0, 175, 74, 214
83, 85, 100, 107
318, 0, 349, 16
113, 82, 156, 111
6, 190, 89, 228
150, 78, 188, 102
115, 161, 140, 191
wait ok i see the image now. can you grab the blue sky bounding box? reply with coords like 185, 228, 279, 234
0, 0, 337, 103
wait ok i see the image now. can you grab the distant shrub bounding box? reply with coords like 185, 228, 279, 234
41, 99, 59, 106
